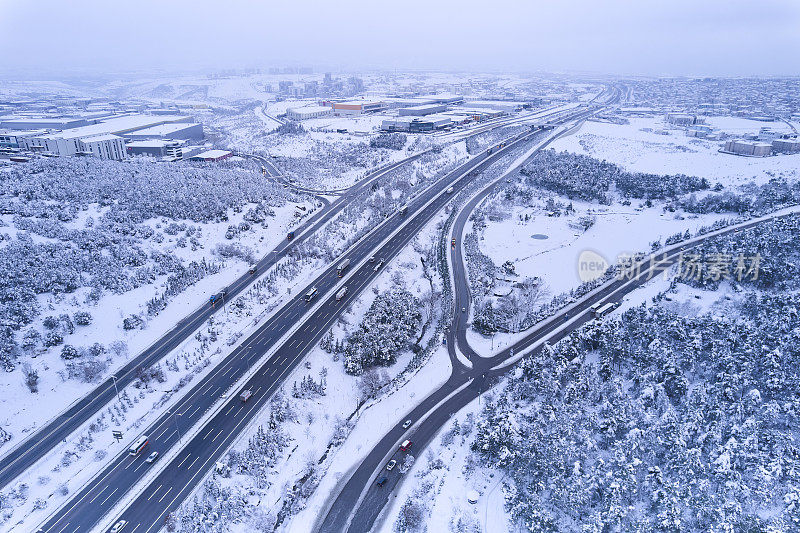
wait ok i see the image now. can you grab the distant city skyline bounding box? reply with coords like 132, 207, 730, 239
1, 0, 799, 78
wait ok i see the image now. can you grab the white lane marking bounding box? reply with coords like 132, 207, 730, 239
147, 485, 162, 501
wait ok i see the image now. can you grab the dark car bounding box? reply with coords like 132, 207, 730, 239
376, 476, 388, 487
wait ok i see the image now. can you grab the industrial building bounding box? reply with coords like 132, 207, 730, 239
381, 115, 451, 132
0, 116, 91, 130
190, 149, 232, 162
121, 122, 204, 141
125, 139, 202, 159
772, 138, 800, 153
286, 105, 333, 121
666, 113, 700, 126
723, 139, 772, 157
328, 100, 388, 115
463, 100, 523, 112
398, 104, 447, 116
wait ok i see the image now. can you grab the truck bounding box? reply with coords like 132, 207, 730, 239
592, 302, 617, 318
305, 287, 318, 302
337, 259, 350, 277
287, 231, 295, 241
240, 389, 253, 402
446, 186, 454, 194
335, 286, 348, 302
399, 205, 408, 216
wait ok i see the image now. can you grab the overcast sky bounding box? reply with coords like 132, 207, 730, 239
2, 0, 799, 77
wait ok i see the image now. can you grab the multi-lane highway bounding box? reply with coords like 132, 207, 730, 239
316, 94, 800, 533
0, 154, 420, 493
34, 119, 557, 533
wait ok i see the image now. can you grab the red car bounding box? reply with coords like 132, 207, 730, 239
400, 439, 413, 452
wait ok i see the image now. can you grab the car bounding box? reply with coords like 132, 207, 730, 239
400, 440, 413, 451
376, 475, 388, 487
402, 419, 412, 429
109, 520, 128, 533
369, 256, 376, 263
373, 259, 385, 272
462, 307, 466, 313
386, 460, 397, 471
248, 265, 257, 275
145, 451, 159, 463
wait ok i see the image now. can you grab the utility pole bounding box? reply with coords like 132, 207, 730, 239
111, 375, 121, 403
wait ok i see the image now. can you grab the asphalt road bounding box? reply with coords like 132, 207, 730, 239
35, 122, 554, 533
0, 154, 418, 493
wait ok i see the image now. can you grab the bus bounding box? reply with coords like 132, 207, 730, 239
129, 435, 149, 456
593, 302, 616, 318
337, 259, 350, 277
305, 287, 318, 302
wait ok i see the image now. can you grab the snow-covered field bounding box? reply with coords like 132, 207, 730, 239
549, 116, 800, 187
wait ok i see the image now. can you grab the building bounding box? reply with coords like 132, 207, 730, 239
0, 116, 90, 130
80, 135, 127, 160
121, 122, 204, 141
463, 100, 522, 113
758, 127, 780, 142
398, 104, 447, 116
125, 139, 201, 158
723, 139, 772, 157
286, 105, 332, 121
772, 138, 800, 153
329, 100, 387, 115
381, 115, 451, 132
0, 131, 20, 148
686, 124, 713, 138
190, 149, 233, 162
666, 113, 700, 126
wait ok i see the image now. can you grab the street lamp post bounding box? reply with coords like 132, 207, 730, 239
168, 410, 182, 443
111, 375, 121, 403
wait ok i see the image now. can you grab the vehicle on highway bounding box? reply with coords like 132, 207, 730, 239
487, 148, 493, 154
369, 256, 376, 263
261, 165, 267, 175
240, 389, 253, 402
337, 258, 350, 277
446, 186, 454, 194
248, 265, 257, 275
109, 520, 128, 533
376, 476, 388, 487
373, 259, 385, 272
462, 307, 466, 313
399, 205, 408, 216
335, 286, 348, 302
451, 238, 456, 247
305, 286, 318, 302
400, 440, 413, 451
386, 459, 397, 471
402, 419, 412, 429
209, 290, 227, 305
128, 435, 149, 456
592, 302, 617, 318
287, 231, 295, 241
145, 451, 159, 464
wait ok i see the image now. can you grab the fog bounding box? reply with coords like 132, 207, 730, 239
1, 0, 799, 77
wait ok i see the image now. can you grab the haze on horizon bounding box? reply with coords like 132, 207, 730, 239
1, 0, 799, 78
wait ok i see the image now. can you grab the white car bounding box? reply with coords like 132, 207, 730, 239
145, 451, 159, 464
402, 419, 412, 429
110, 520, 128, 533
386, 460, 397, 471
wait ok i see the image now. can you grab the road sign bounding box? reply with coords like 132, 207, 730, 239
112, 430, 123, 441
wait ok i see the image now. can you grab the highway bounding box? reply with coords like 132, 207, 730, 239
0, 153, 419, 493
34, 119, 557, 533
315, 89, 800, 533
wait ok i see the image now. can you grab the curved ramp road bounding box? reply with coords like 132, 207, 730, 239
35, 124, 554, 533
0, 154, 419, 492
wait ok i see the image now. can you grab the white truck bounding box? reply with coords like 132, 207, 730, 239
335, 286, 348, 302
337, 258, 350, 277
